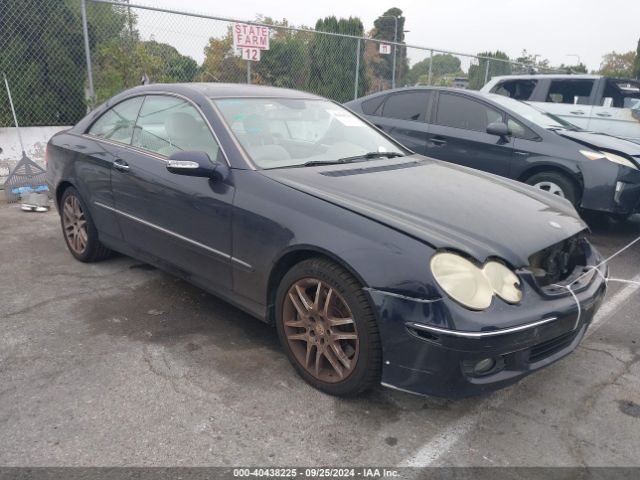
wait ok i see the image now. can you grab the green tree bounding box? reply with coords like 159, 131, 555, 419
634, 38, 640, 79
405, 54, 462, 85
197, 28, 245, 84
252, 18, 311, 90
306, 16, 369, 102
0, 0, 88, 126
141, 41, 198, 83
0, 0, 132, 125
371, 8, 408, 87
92, 7, 198, 103
468, 51, 512, 90
557, 63, 588, 74
513, 50, 550, 73
598, 51, 637, 77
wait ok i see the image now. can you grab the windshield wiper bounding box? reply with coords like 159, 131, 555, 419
300, 151, 404, 168
337, 151, 404, 162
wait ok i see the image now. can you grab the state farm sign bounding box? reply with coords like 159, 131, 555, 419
233, 23, 270, 50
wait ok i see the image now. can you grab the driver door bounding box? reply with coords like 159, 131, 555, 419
111, 94, 235, 291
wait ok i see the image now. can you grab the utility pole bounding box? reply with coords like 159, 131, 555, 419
80, 0, 95, 108
380, 15, 399, 89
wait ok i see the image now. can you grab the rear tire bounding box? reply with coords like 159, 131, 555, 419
60, 186, 112, 262
275, 258, 382, 396
525, 171, 580, 206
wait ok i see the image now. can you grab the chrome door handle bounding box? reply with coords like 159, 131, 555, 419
596, 112, 612, 117
570, 110, 585, 115
514, 151, 529, 156
113, 159, 130, 172
431, 137, 447, 146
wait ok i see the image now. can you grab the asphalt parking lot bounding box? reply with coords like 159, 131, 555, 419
0, 202, 639, 467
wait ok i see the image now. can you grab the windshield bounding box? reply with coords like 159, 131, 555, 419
486, 94, 581, 131
213, 98, 405, 169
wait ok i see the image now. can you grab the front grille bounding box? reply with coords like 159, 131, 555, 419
529, 330, 576, 363
528, 234, 587, 287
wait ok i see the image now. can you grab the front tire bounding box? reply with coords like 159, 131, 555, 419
525, 171, 580, 206
275, 258, 382, 396
60, 186, 111, 262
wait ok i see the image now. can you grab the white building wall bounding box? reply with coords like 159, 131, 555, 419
0, 126, 71, 186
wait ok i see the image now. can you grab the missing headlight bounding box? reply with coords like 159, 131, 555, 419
527, 234, 587, 286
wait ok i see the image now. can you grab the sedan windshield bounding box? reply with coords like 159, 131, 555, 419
213, 98, 405, 169
487, 94, 581, 131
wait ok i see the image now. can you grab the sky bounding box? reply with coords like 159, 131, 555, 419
135, 0, 639, 72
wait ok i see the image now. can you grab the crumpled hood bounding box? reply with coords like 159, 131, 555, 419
262, 156, 587, 267
557, 129, 640, 159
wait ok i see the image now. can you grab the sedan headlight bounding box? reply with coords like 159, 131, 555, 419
482, 261, 523, 304
579, 150, 638, 170
430, 253, 522, 310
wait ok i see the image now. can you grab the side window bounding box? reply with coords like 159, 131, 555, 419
381, 91, 431, 122
546, 80, 595, 105
492, 80, 537, 100
361, 95, 387, 116
132, 96, 220, 161
507, 117, 538, 141
601, 79, 640, 109
435, 94, 502, 132
87, 97, 144, 144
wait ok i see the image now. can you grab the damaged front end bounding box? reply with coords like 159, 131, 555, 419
526, 233, 588, 287
579, 159, 640, 215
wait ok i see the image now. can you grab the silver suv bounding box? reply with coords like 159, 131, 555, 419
482, 74, 640, 143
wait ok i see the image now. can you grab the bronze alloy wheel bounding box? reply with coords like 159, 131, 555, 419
282, 278, 359, 383
62, 194, 88, 255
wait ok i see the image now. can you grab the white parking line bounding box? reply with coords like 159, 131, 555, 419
585, 271, 640, 339
397, 271, 640, 467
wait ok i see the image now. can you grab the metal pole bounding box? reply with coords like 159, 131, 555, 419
246, 61, 251, 84
391, 17, 398, 89
3, 73, 25, 153
484, 59, 490, 86
354, 38, 361, 100
80, 0, 95, 107
428, 49, 433, 86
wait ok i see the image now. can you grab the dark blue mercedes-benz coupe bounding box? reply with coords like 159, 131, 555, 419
47, 83, 607, 398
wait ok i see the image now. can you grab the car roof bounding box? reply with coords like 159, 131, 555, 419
489, 74, 602, 81
347, 86, 494, 103
119, 82, 324, 100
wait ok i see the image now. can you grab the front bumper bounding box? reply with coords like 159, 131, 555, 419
580, 161, 640, 215
367, 258, 608, 399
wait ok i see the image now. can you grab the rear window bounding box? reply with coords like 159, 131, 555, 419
361, 96, 386, 115
381, 91, 430, 122
435, 94, 502, 131
87, 96, 144, 144
601, 79, 640, 108
491, 79, 537, 100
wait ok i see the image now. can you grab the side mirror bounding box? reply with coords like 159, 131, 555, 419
166, 151, 228, 180
486, 122, 511, 138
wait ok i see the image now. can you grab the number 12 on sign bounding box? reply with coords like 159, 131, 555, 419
242, 48, 261, 62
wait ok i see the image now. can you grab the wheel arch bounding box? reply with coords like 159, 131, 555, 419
265, 245, 369, 325
517, 163, 582, 187
55, 180, 75, 210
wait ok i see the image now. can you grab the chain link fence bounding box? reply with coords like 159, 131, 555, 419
1, 0, 561, 131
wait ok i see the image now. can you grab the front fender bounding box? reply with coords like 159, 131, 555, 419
230, 171, 440, 319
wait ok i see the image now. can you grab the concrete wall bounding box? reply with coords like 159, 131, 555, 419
0, 126, 70, 186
